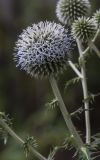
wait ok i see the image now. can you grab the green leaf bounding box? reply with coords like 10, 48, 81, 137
48, 146, 59, 160
63, 132, 91, 160
65, 77, 81, 91
83, 92, 100, 104
45, 98, 59, 110
63, 132, 77, 150
70, 107, 83, 119
23, 136, 38, 157
0, 113, 12, 144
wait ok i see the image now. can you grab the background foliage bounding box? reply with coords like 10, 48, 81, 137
0, 0, 100, 159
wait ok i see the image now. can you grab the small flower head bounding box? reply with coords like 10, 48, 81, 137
72, 17, 97, 43
14, 21, 75, 78
56, 0, 91, 26
93, 9, 100, 29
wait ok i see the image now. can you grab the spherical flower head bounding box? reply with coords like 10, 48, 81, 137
56, 0, 91, 26
93, 9, 100, 29
14, 21, 75, 79
72, 17, 97, 43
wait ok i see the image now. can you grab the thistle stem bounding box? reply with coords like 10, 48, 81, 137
88, 41, 100, 58
68, 60, 83, 79
77, 39, 91, 144
83, 29, 100, 55
49, 76, 84, 148
0, 118, 47, 160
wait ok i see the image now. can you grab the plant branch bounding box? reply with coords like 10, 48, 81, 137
83, 29, 100, 55
88, 41, 100, 58
49, 76, 84, 148
77, 39, 91, 145
0, 118, 47, 160
68, 60, 83, 79
49, 76, 91, 159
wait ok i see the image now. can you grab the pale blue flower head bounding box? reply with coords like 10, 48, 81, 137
14, 21, 75, 78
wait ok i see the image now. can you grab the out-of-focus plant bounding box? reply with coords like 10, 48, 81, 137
0, 0, 100, 160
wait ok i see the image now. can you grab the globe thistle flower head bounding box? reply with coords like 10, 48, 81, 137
56, 0, 91, 26
14, 21, 75, 79
93, 9, 100, 29
72, 17, 97, 43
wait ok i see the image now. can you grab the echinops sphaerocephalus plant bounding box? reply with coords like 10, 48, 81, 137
0, 0, 100, 160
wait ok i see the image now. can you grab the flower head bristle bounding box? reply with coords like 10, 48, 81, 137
14, 21, 75, 78
72, 17, 97, 43
56, 0, 91, 26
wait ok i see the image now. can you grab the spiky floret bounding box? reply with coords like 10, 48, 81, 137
72, 17, 97, 43
93, 9, 100, 28
14, 21, 74, 78
56, 0, 91, 26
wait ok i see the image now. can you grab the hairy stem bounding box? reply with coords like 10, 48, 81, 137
68, 60, 83, 79
88, 41, 100, 58
49, 76, 84, 148
77, 39, 91, 144
83, 29, 100, 55
0, 118, 47, 160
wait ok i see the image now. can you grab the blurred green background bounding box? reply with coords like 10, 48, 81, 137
0, 0, 100, 159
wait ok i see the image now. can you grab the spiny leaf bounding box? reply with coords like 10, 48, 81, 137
80, 146, 91, 160
63, 131, 82, 151
90, 133, 100, 151
0, 127, 8, 145
89, 92, 100, 103
82, 134, 100, 160
63, 132, 91, 160
83, 92, 100, 104
23, 136, 38, 157
63, 132, 77, 150
46, 98, 59, 110
70, 107, 83, 119
73, 144, 91, 160
0, 112, 12, 144
48, 146, 59, 160
65, 76, 81, 91
0, 112, 12, 126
